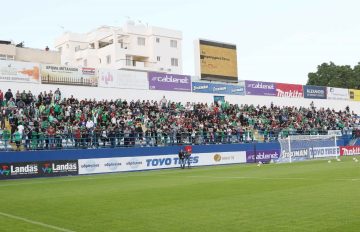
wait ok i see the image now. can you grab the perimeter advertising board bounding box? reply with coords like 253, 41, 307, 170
245, 80, 277, 96
192, 82, 245, 95
275, 83, 303, 98
0, 60, 40, 83
303, 86, 326, 99
339, 146, 360, 156
327, 87, 349, 100
309, 147, 339, 158
40, 65, 98, 87
98, 69, 148, 89
0, 160, 78, 180
246, 150, 280, 163
78, 152, 246, 175
148, 72, 191, 92
349, 89, 360, 101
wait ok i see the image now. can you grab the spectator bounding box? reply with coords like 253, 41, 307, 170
2, 127, 10, 151
0, 89, 3, 107
13, 129, 22, 151
4, 89, 13, 102
54, 88, 61, 102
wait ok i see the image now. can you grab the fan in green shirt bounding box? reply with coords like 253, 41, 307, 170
54, 103, 61, 115
41, 120, 50, 129
31, 130, 38, 149
2, 129, 10, 141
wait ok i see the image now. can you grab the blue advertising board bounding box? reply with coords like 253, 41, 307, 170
192, 82, 244, 95
303, 86, 327, 99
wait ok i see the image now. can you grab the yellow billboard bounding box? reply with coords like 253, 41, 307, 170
199, 40, 238, 82
349, 89, 360, 101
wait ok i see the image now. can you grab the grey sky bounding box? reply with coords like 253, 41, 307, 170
1, 0, 360, 84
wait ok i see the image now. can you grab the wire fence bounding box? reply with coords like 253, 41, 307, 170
0, 128, 356, 151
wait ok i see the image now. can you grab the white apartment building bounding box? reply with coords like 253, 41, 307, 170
54, 21, 183, 74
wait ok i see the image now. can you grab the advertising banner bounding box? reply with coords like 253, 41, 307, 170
246, 150, 280, 163
0, 162, 39, 179
39, 160, 78, 177
228, 84, 245, 95
0, 60, 40, 83
349, 89, 360, 101
192, 82, 212, 93
245, 80, 277, 96
0, 160, 78, 180
192, 82, 245, 95
199, 39, 238, 82
327, 87, 349, 100
275, 83, 303, 98
303, 86, 326, 99
98, 69, 148, 90
339, 146, 360, 156
309, 147, 339, 158
40, 65, 98, 87
78, 151, 246, 175
148, 72, 191, 92
278, 149, 309, 163
210, 83, 230, 94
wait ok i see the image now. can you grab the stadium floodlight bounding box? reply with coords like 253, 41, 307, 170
278, 134, 339, 163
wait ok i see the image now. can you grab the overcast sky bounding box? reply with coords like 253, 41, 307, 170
1, 0, 360, 84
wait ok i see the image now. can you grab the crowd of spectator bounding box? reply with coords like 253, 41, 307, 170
0, 88, 359, 151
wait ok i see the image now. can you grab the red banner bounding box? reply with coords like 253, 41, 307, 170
339, 146, 360, 156
276, 83, 303, 98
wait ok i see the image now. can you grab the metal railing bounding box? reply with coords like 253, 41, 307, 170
0, 128, 356, 151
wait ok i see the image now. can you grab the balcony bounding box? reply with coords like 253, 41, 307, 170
115, 58, 158, 72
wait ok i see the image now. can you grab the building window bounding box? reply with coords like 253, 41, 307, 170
170, 40, 177, 48
0, 54, 6, 60
137, 37, 145, 46
156, 38, 160, 43
75, 45, 80, 52
58, 47, 62, 53
157, 56, 161, 62
171, 58, 178, 67
106, 55, 111, 64
7, 55, 14, 60
83, 59, 87, 67
126, 56, 132, 66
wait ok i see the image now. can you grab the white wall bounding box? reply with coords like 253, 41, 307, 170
0, 81, 358, 113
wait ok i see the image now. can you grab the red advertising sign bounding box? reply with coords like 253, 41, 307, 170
339, 146, 360, 156
276, 83, 303, 98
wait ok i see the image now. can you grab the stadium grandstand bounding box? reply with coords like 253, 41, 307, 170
0, 87, 359, 151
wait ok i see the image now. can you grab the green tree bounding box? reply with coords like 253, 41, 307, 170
307, 62, 358, 89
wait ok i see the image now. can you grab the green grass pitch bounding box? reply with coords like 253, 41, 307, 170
1, 157, 360, 232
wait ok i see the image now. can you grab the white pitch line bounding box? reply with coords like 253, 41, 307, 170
0, 211, 76, 232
